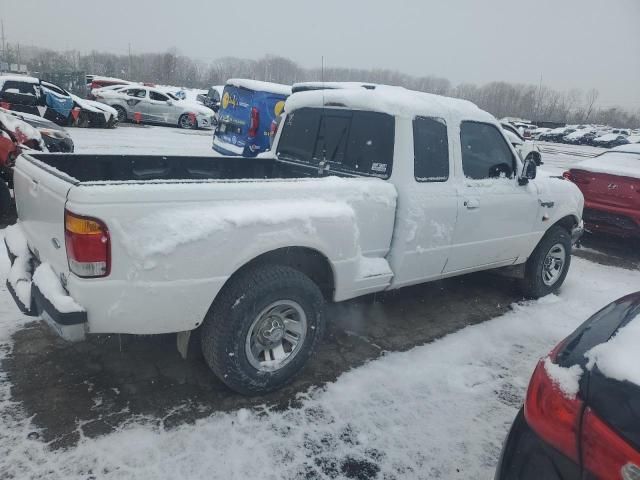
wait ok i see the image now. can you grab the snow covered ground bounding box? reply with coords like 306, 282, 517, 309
0, 128, 632, 479
1, 233, 638, 479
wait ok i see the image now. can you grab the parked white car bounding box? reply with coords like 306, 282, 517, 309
6, 85, 584, 394
93, 85, 216, 129
501, 122, 543, 165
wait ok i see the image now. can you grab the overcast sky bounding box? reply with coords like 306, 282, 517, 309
2, 0, 639, 108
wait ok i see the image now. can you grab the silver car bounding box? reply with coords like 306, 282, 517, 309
94, 86, 216, 129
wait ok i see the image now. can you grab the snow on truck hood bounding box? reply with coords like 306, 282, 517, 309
285, 85, 495, 123
573, 151, 640, 180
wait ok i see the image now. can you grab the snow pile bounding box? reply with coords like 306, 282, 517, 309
585, 313, 640, 386
573, 151, 640, 179
5, 224, 32, 308
544, 357, 583, 398
117, 199, 355, 260
286, 84, 494, 123
226, 79, 292, 96
593, 133, 622, 142
32, 263, 84, 313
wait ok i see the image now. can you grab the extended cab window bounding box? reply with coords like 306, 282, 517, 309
413, 117, 449, 182
277, 107, 394, 178
460, 121, 515, 180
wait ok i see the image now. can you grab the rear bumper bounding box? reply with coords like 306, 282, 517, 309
5, 238, 87, 341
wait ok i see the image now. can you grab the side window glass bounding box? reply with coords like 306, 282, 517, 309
149, 91, 168, 102
413, 117, 449, 182
313, 113, 351, 164
345, 111, 395, 178
276, 108, 321, 163
460, 121, 515, 180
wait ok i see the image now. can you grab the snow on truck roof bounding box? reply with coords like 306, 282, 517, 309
225, 79, 292, 96
0, 74, 40, 85
285, 84, 495, 123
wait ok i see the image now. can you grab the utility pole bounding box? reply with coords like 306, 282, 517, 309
1, 19, 6, 69
128, 43, 132, 79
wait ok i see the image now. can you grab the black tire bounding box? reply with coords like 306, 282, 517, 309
201, 264, 325, 395
178, 113, 196, 129
520, 226, 572, 299
113, 106, 127, 124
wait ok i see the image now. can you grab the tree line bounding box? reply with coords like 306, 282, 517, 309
6, 44, 639, 128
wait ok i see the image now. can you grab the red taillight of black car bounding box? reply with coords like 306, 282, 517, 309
525, 343, 640, 479
582, 407, 640, 480
524, 359, 583, 461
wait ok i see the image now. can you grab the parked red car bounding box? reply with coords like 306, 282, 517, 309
0, 110, 45, 218
563, 145, 640, 238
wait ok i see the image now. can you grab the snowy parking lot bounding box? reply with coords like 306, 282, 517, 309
1, 126, 639, 479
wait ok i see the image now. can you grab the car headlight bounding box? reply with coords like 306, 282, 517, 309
39, 128, 67, 140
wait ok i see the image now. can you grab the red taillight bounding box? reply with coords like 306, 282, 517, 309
64, 210, 110, 278
563, 171, 574, 181
270, 119, 278, 137
582, 407, 640, 480
248, 107, 259, 138
524, 359, 583, 461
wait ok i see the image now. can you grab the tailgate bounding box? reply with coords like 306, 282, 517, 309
570, 169, 640, 210
13, 154, 74, 276
216, 85, 252, 142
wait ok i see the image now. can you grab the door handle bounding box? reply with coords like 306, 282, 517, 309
464, 199, 480, 209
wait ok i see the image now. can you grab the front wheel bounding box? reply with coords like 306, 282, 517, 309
520, 226, 572, 298
178, 113, 197, 129
201, 264, 325, 395
113, 106, 127, 124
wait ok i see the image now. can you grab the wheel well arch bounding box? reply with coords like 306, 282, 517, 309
552, 214, 579, 234
223, 246, 335, 301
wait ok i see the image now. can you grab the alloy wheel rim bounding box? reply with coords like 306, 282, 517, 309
245, 300, 308, 372
542, 243, 566, 286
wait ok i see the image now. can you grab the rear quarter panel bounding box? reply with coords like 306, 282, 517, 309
64, 177, 397, 334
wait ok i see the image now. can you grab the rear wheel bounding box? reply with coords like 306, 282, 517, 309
201, 264, 325, 395
178, 113, 196, 129
0, 179, 11, 221
521, 226, 572, 298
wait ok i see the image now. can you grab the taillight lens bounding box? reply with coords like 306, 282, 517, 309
64, 210, 110, 278
582, 407, 640, 480
248, 107, 259, 137
563, 171, 574, 181
524, 359, 583, 461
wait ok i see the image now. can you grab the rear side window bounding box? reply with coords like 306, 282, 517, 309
413, 117, 449, 182
126, 88, 147, 98
149, 91, 169, 102
460, 121, 515, 180
277, 108, 321, 163
2, 80, 38, 96
277, 107, 395, 178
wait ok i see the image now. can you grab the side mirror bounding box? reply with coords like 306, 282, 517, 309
519, 158, 537, 185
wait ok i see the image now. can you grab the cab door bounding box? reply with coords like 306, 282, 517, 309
123, 88, 152, 121
444, 121, 540, 273
388, 116, 459, 287
147, 90, 175, 124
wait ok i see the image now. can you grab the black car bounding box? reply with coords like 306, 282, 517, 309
496, 292, 640, 480
3, 109, 74, 152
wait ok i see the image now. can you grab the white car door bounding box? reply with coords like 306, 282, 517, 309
444, 121, 540, 273
123, 88, 152, 121
147, 90, 175, 124
388, 116, 459, 287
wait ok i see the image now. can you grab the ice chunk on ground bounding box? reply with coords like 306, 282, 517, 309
585, 313, 640, 386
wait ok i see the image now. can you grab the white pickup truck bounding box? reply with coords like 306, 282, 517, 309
5, 85, 584, 394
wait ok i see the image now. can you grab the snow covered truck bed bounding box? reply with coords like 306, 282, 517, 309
6, 84, 584, 394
